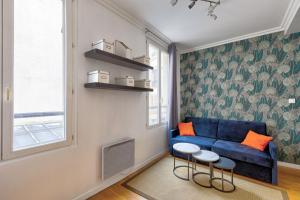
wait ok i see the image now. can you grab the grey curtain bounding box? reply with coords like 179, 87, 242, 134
168, 43, 178, 131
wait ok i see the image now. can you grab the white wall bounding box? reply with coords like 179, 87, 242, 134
0, 0, 168, 199
286, 7, 300, 34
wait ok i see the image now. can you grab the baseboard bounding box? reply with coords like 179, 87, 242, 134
278, 161, 300, 170
72, 150, 167, 200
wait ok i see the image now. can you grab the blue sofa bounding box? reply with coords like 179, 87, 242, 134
169, 117, 277, 185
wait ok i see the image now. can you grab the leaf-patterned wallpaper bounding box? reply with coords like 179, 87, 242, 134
180, 32, 300, 164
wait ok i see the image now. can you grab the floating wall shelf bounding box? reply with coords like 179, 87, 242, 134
84, 83, 154, 92
85, 49, 153, 71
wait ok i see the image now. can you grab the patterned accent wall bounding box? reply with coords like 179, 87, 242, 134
180, 32, 300, 164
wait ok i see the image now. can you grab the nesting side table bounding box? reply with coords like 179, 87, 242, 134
211, 157, 236, 193
192, 150, 220, 188
173, 143, 200, 181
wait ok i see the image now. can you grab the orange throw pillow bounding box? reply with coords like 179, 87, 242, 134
241, 130, 272, 151
178, 122, 195, 136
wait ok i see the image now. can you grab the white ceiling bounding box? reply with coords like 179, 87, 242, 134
110, 0, 292, 51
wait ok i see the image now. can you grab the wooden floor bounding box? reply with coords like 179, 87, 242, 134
90, 156, 300, 200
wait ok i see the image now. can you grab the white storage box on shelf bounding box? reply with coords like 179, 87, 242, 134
88, 70, 110, 84
92, 39, 114, 54
133, 55, 150, 65
134, 79, 151, 88
115, 76, 134, 87
114, 40, 132, 59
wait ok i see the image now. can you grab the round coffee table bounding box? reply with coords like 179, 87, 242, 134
173, 143, 200, 181
211, 157, 236, 193
192, 150, 220, 188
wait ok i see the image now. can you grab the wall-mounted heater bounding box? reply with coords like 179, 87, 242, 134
101, 137, 135, 180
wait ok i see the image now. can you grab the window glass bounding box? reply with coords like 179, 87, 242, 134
13, 0, 65, 151
148, 44, 160, 126
147, 42, 169, 126
160, 51, 169, 123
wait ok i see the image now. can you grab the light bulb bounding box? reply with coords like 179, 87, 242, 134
170, 0, 178, 6
189, 1, 196, 9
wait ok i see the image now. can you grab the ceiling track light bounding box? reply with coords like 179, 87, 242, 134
189, 0, 198, 9
171, 0, 221, 20
208, 2, 218, 20
170, 0, 178, 6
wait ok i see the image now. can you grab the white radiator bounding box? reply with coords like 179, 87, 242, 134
102, 137, 135, 180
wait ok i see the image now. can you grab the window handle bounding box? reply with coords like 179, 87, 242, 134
5, 87, 11, 102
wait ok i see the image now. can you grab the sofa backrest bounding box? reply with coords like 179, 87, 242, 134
185, 117, 219, 139
217, 119, 267, 142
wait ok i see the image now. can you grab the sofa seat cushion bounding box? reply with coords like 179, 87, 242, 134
212, 140, 272, 168
170, 136, 216, 150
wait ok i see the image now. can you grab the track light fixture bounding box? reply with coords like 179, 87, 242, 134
188, 0, 198, 9
171, 0, 221, 20
208, 2, 218, 20
170, 0, 178, 6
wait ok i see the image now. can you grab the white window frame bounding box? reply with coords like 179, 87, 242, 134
0, 0, 2, 158
146, 39, 169, 128
1, 0, 75, 160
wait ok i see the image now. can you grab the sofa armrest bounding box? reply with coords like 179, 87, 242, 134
268, 141, 277, 161
169, 129, 179, 138
268, 141, 278, 185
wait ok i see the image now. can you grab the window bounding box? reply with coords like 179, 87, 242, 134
2, 0, 74, 159
147, 41, 169, 127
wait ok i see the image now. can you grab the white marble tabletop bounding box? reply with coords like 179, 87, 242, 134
173, 143, 200, 154
192, 150, 220, 162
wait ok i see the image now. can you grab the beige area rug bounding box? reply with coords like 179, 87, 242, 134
124, 157, 288, 200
